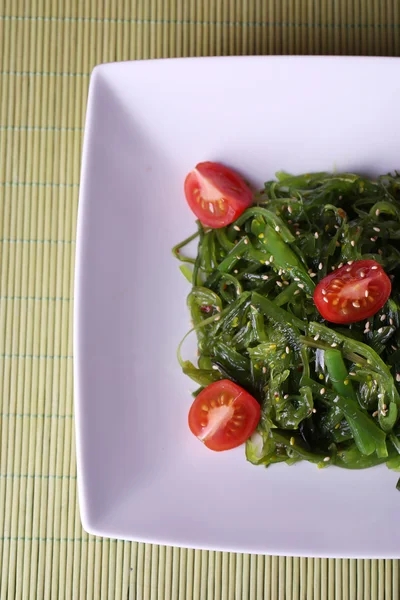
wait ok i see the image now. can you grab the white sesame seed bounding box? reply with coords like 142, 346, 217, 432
338, 263, 344, 269
348, 261, 354, 265
284, 394, 289, 399
275, 226, 280, 232
262, 275, 269, 280
288, 206, 293, 214
283, 281, 290, 285
378, 393, 385, 400
365, 321, 370, 328
216, 306, 222, 312
370, 236, 377, 242
390, 318, 394, 325
286, 346, 290, 354
265, 260, 270, 265
209, 203, 215, 213
331, 342, 337, 347
298, 283, 305, 289
371, 265, 378, 270
350, 240, 355, 247
233, 225, 240, 231
278, 269, 283, 276
372, 410, 379, 417
378, 327, 383, 333
314, 232, 319, 239
322, 289, 327, 295
323, 456, 330, 462
346, 267, 351, 273
212, 365, 219, 370
236, 256, 241, 260
323, 297, 329, 303
269, 255, 274, 262
262, 366, 267, 373
296, 231, 301, 236
320, 388, 326, 395
333, 396, 339, 403
310, 272, 317, 277
352, 300, 361, 308
349, 372, 356, 376
380, 314, 386, 321
318, 262, 323, 270
250, 304, 256, 310
214, 315, 221, 321
244, 238, 249, 245
360, 272, 366, 278
314, 334, 320, 341
294, 290, 300, 295
376, 209, 380, 216
365, 290, 369, 298
334, 225, 340, 229
396, 374, 400, 382
294, 277, 300, 282
373, 227, 380, 232
276, 281, 283, 287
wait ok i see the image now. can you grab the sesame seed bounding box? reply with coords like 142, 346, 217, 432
262, 366, 267, 374
284, 394, 289, 399
334, 225, 340, 229
339, 195, 343, 200
365, 321, 370, 328
322, 289, 327, 295
290, 437, 295, 446
347, 261, 353, 265
244, 238, 249, 245
360, 271, 366, 278
269, 255, 274, 262
276, 281, 283, 287
378, 393, 385, 399
314, 334, 320, 341
373, 226, 380, 232
209, 203, 215, 213
331, 342, 337, 347
262, 275, 269, 280
372, 410, 379, 417
323, 457, 330, 462
286, 346, 290, 354
236, 256, 241, 260
216, 306, 222, 312
294, 290, 300, 295
349, 372, 356, 376
234, 269, 238, 274
378, 327, 383, 334
318, 262, 323, 270
380, 314, 386, 321
371, 265, 378, 270
396, 374, 400, 382
296, 231, 301, 236
288, 206, 293, 214
365, 290, 369, 298
312, 408, 317, 413
323, 297, 329, 303
283, 280, 290, 285
320, 388, 326, 395
351, 240, 355, 247
310, 272, 317, 277
338, 263, 344, 269
298, 283, 305, 289
314, 232, 319, 239
278, 269, 283, 276
370, 236, 377, 242
214, 316, 221, 321
390, 318, 394, 325
212, 365, 219, 370
250, 304, 257, 310
265, 260, 270, 266
376, 209, 380, 216
233, 225, 240, 231
294, 277, 300, 282
352, 300, 361, 308
275, 226, 280, 232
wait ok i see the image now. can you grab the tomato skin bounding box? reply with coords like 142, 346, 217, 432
184, 162, 253, 228
314, 260, 391, 324
188, 379, 261, 451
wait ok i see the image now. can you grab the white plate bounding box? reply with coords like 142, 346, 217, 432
75, 56, 400, 557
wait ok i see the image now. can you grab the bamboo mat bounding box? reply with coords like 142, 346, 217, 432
1, 1, 400, 598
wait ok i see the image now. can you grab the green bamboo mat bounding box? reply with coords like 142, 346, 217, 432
1, 1, 400, 598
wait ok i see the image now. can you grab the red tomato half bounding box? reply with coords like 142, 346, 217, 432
314, 260, 391, 324
188, 379, 261, 451
184, 162, 253, 228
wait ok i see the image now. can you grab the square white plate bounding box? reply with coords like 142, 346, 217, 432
75, 56, 400, 558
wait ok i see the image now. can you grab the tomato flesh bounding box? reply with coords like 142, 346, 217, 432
184, 161, 253, 228
188, 379, 261, 451
314, 260, 391, 324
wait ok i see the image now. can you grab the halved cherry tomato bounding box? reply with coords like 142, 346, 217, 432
188, 379, 261, 451
184, 161, 253, 228
314, 260, 391, 324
